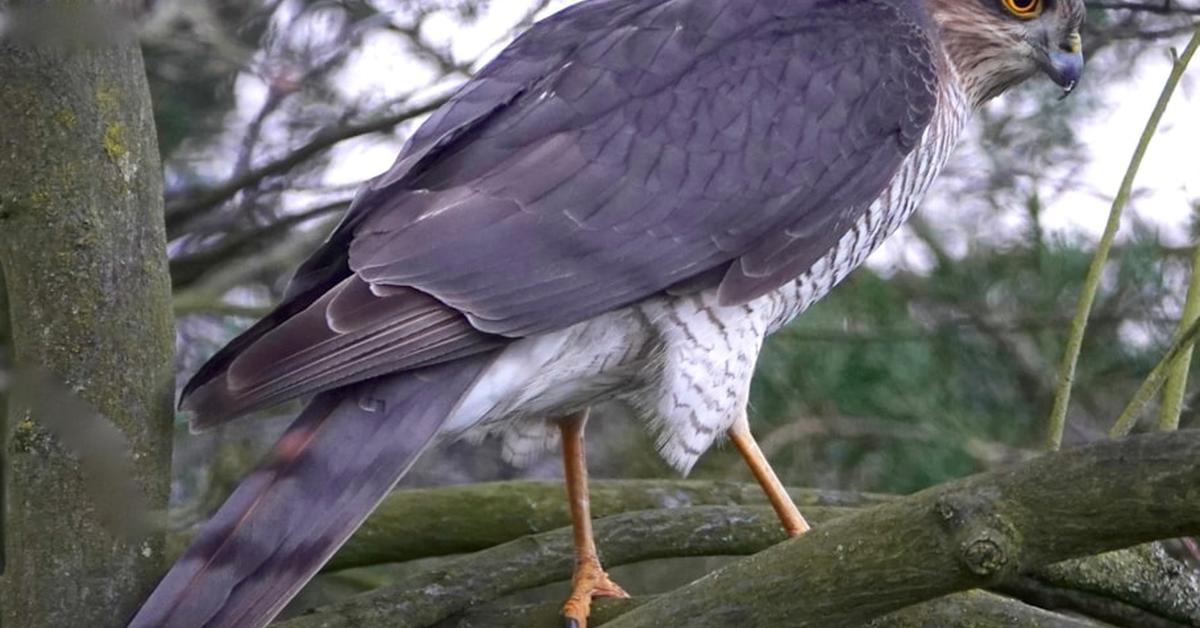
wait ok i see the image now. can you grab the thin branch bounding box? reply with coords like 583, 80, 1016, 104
164, 98, 448, 236
1158, 208, 1200, 430
1108, 314, 1200, 437
1087, 1, 1200, 17
1045, 28, 1200, 450
171, 222, 332, 315
169, 199, 349, 291
172, 301, 271, 319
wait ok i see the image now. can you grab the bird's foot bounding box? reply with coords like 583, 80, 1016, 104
562, 555, 629, 628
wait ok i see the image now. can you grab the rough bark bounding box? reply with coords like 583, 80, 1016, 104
607, 431, 1200, 628
0, 270, 8, 575
0, 4, 175, 627
277, 505, 798, 628
317, 480, 1199, 625
439, 591, 1113, 628
327, 479, 885, 571
311, 479, 1196, 627
1002, 544, 1200, 627
277, 432, 1200, 627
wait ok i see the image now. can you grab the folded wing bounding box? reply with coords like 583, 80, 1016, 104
182, 0, 939, 425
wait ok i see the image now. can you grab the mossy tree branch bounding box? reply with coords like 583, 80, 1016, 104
0, 4, 175, 626
326, 480, 884, 571
279, 432, 1200, 628
439, 591, 1113, 628
328, 485, 1197, 627
278, 505, 801, 628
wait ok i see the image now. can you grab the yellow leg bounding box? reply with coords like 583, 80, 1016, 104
560, 409, 629, 628
728, 422, 811, 536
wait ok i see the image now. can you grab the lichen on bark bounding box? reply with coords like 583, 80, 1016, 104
0, 4, 175, 626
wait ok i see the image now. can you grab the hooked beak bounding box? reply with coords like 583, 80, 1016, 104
1041, 32, 1084, 97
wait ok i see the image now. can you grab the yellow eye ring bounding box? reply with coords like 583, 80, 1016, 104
1001, 0, 1043, 19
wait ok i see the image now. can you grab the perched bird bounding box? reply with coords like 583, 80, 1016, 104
130, 0, 1085, 626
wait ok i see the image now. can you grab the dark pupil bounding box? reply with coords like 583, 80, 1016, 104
1011, 0, 1036, 9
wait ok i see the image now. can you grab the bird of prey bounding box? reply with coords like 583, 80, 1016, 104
130, 0, 1085, 626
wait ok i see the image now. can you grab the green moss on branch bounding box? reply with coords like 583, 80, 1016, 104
604, 432, 1200, 628
328, 479, 882, 571
279, 505, 834, 628
437, 590, 1114, 628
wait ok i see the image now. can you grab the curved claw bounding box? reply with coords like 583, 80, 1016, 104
561, 556, 630, 628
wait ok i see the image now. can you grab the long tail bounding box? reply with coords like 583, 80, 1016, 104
128, 356, 489, 628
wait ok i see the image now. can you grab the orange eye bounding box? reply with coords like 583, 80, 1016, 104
1001, 0, 1043, 18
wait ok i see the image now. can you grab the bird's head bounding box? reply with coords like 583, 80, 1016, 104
928, 0, 1086, 105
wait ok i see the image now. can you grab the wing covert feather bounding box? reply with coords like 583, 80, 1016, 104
346, 0, 939, 337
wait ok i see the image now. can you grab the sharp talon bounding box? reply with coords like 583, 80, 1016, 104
561, 558, 627, 628
593, 576, 630, 600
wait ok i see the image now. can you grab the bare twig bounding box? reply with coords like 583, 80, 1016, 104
1109, 314, 1200, 437
1087, 1, 1200, 17
1046, 29, 1200, 450
1158, 208, 1200, 431
164, 98, 448, 236
169, 199, 349, 291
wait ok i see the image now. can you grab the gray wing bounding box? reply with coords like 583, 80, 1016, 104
182, 0, 939, 423
347, 0, 939, 335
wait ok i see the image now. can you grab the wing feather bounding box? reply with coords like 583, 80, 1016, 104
183, 277, 500, 426
346, 0, 939, 337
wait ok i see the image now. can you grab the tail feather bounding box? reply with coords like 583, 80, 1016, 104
129, 356, 490, 628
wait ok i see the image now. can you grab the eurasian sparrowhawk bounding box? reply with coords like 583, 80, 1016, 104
130, 1, 1086, 626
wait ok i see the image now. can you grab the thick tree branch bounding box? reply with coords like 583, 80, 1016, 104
278, 432, 1200, 628
328, 479, 884, 571
606, 431, 1200, 627
278, 506, 802, 628
439, 591, 1113, 628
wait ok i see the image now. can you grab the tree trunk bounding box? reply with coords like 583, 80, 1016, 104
0, 4, 175, 626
